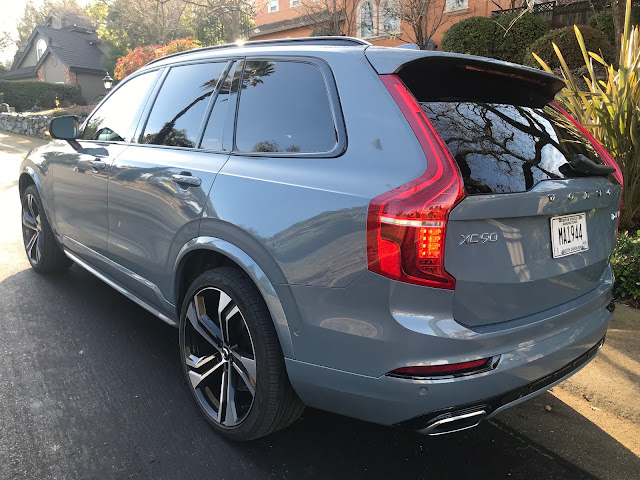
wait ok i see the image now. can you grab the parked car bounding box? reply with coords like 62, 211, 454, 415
19, 37, 623, 441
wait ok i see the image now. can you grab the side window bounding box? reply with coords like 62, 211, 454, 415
141, 62, 228, 148
81, 71, 158, 142
200, 66, 235, 151
235, 61, 337, 154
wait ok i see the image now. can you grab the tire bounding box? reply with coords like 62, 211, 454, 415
21, 185, 73, 273
179, 267, 304, 441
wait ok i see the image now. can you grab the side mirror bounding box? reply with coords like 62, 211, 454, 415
49, 116, 78, 140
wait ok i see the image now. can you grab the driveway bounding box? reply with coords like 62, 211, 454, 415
1, 132, 638, 479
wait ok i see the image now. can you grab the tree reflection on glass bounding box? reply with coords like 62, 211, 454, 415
422, 102, 579, 194
142, 63, 231, 148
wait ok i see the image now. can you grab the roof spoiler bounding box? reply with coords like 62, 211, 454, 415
366, 48, 564, 107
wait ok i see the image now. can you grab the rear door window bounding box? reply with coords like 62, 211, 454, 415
423, 102, 605, 194
141, 61, 228, 148
234, 60, 337, 154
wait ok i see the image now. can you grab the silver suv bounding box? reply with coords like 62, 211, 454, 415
19, 37, 623, 441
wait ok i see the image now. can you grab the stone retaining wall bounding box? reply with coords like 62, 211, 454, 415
0, 113, 88, 138
0, 113, 53, 138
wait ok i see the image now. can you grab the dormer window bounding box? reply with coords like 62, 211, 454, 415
36, 39, 47, 60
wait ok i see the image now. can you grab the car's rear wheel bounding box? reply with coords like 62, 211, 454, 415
21, 185, 72, 273
179, 267, 304, 440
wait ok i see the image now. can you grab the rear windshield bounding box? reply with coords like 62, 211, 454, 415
422, 102, 604, 194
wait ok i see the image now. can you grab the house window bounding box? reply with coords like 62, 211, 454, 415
290, 0, 300, 5
36, 39, 47, 61
359, 1, 376, 38
269, 0, 278, 12
445, 0, 468, 12
381, 1, 400, 34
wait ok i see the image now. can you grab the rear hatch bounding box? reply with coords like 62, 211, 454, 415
367, 50, 622, 327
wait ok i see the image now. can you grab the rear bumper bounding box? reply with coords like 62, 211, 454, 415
399, 335, 605, 433
284, 269, 614, 427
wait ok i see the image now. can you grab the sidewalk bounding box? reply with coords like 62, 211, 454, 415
0, 131, 49, 154
497, 304, 640, 480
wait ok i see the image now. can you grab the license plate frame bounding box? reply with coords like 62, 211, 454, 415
550, 213, 589, 258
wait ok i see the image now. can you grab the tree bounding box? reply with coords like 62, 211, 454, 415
611, 0, 626, 55
182, 0, 259, 43
16, 0, 88, 45
394, 0, 447, 49
113, 36, 200, 79
299, 0, 359, 37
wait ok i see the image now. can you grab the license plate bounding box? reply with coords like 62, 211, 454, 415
550, 213, 589, 258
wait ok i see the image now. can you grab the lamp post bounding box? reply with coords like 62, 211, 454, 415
102, 74, 113, 91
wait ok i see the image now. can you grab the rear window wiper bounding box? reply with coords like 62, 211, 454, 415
559, 154, 616, 178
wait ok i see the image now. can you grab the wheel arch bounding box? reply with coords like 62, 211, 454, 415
173, 237, 295, 359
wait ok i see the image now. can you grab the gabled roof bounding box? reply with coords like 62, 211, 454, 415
0, 66, 38, 80
3, 25, 104, 80
36, 26, 103, 72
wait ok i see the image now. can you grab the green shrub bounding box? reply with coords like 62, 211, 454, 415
441, 17, 499, 58
494, 13, 550, 63
441, 14, 549, 64
588, 11, 616, 46
525, 25, 615, 69
0, 80, 83, 112
611, 231, 640, 302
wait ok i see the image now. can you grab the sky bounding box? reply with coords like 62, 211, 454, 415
0, 0, 94, 64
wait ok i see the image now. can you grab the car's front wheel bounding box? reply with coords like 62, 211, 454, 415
21, 185, 72, 273
179, 267, 303, 440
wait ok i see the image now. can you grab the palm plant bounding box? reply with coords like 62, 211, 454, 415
532, 0, 640, 230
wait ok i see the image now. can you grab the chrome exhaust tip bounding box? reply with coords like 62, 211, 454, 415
421, 409, 486, 436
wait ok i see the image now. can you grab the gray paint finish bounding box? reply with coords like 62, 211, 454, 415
18, 40, 620, 430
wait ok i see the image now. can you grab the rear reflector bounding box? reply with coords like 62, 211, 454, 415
390, 358, 494, 378
367, 75, 465, 289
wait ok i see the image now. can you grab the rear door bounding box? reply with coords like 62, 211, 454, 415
105, 60, 234, 307
425, 101, 621, 327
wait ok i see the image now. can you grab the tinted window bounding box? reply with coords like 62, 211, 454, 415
82, 71, 158, 142
200, 66, 234, 151
142, 62, 228, 148
235, 61, 336, 153
423, 102, 605, 194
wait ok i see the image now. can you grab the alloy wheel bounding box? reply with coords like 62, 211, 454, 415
22, 192, 42, 265
183, 287, 257, 427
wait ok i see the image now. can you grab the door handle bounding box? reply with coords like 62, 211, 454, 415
171, 174, 202, 188
89, 159, 107, 170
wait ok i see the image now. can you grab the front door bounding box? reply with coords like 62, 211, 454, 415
53, 70, 160, 257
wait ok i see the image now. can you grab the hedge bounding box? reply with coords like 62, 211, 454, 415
611, 231, 640, 302
525, 25, 615, 70
0, 80, 83, 112
588, 11, 616, 46
440, 13, 549, 64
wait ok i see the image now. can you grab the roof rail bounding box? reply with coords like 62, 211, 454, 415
147, 36, 372, 66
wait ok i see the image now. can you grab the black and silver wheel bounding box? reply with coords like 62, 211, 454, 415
21, 185, 72, 273
179, 267, 304, 440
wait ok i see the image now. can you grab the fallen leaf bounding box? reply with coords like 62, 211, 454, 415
545, 405, 552, 412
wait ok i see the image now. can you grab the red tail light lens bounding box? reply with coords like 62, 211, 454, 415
552, 102, 624, 188
367, 75, 465, 289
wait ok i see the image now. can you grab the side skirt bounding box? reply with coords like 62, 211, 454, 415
64, 249, 178, 327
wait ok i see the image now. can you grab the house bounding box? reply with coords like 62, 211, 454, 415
1, 10, 107, 103
250, 0, 513, 49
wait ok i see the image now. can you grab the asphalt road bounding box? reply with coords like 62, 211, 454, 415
0, 136, 610, 480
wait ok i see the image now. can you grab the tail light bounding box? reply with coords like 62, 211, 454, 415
553, 102, 624, 231
553, 102, 624, 188
366, 75, 465, 289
